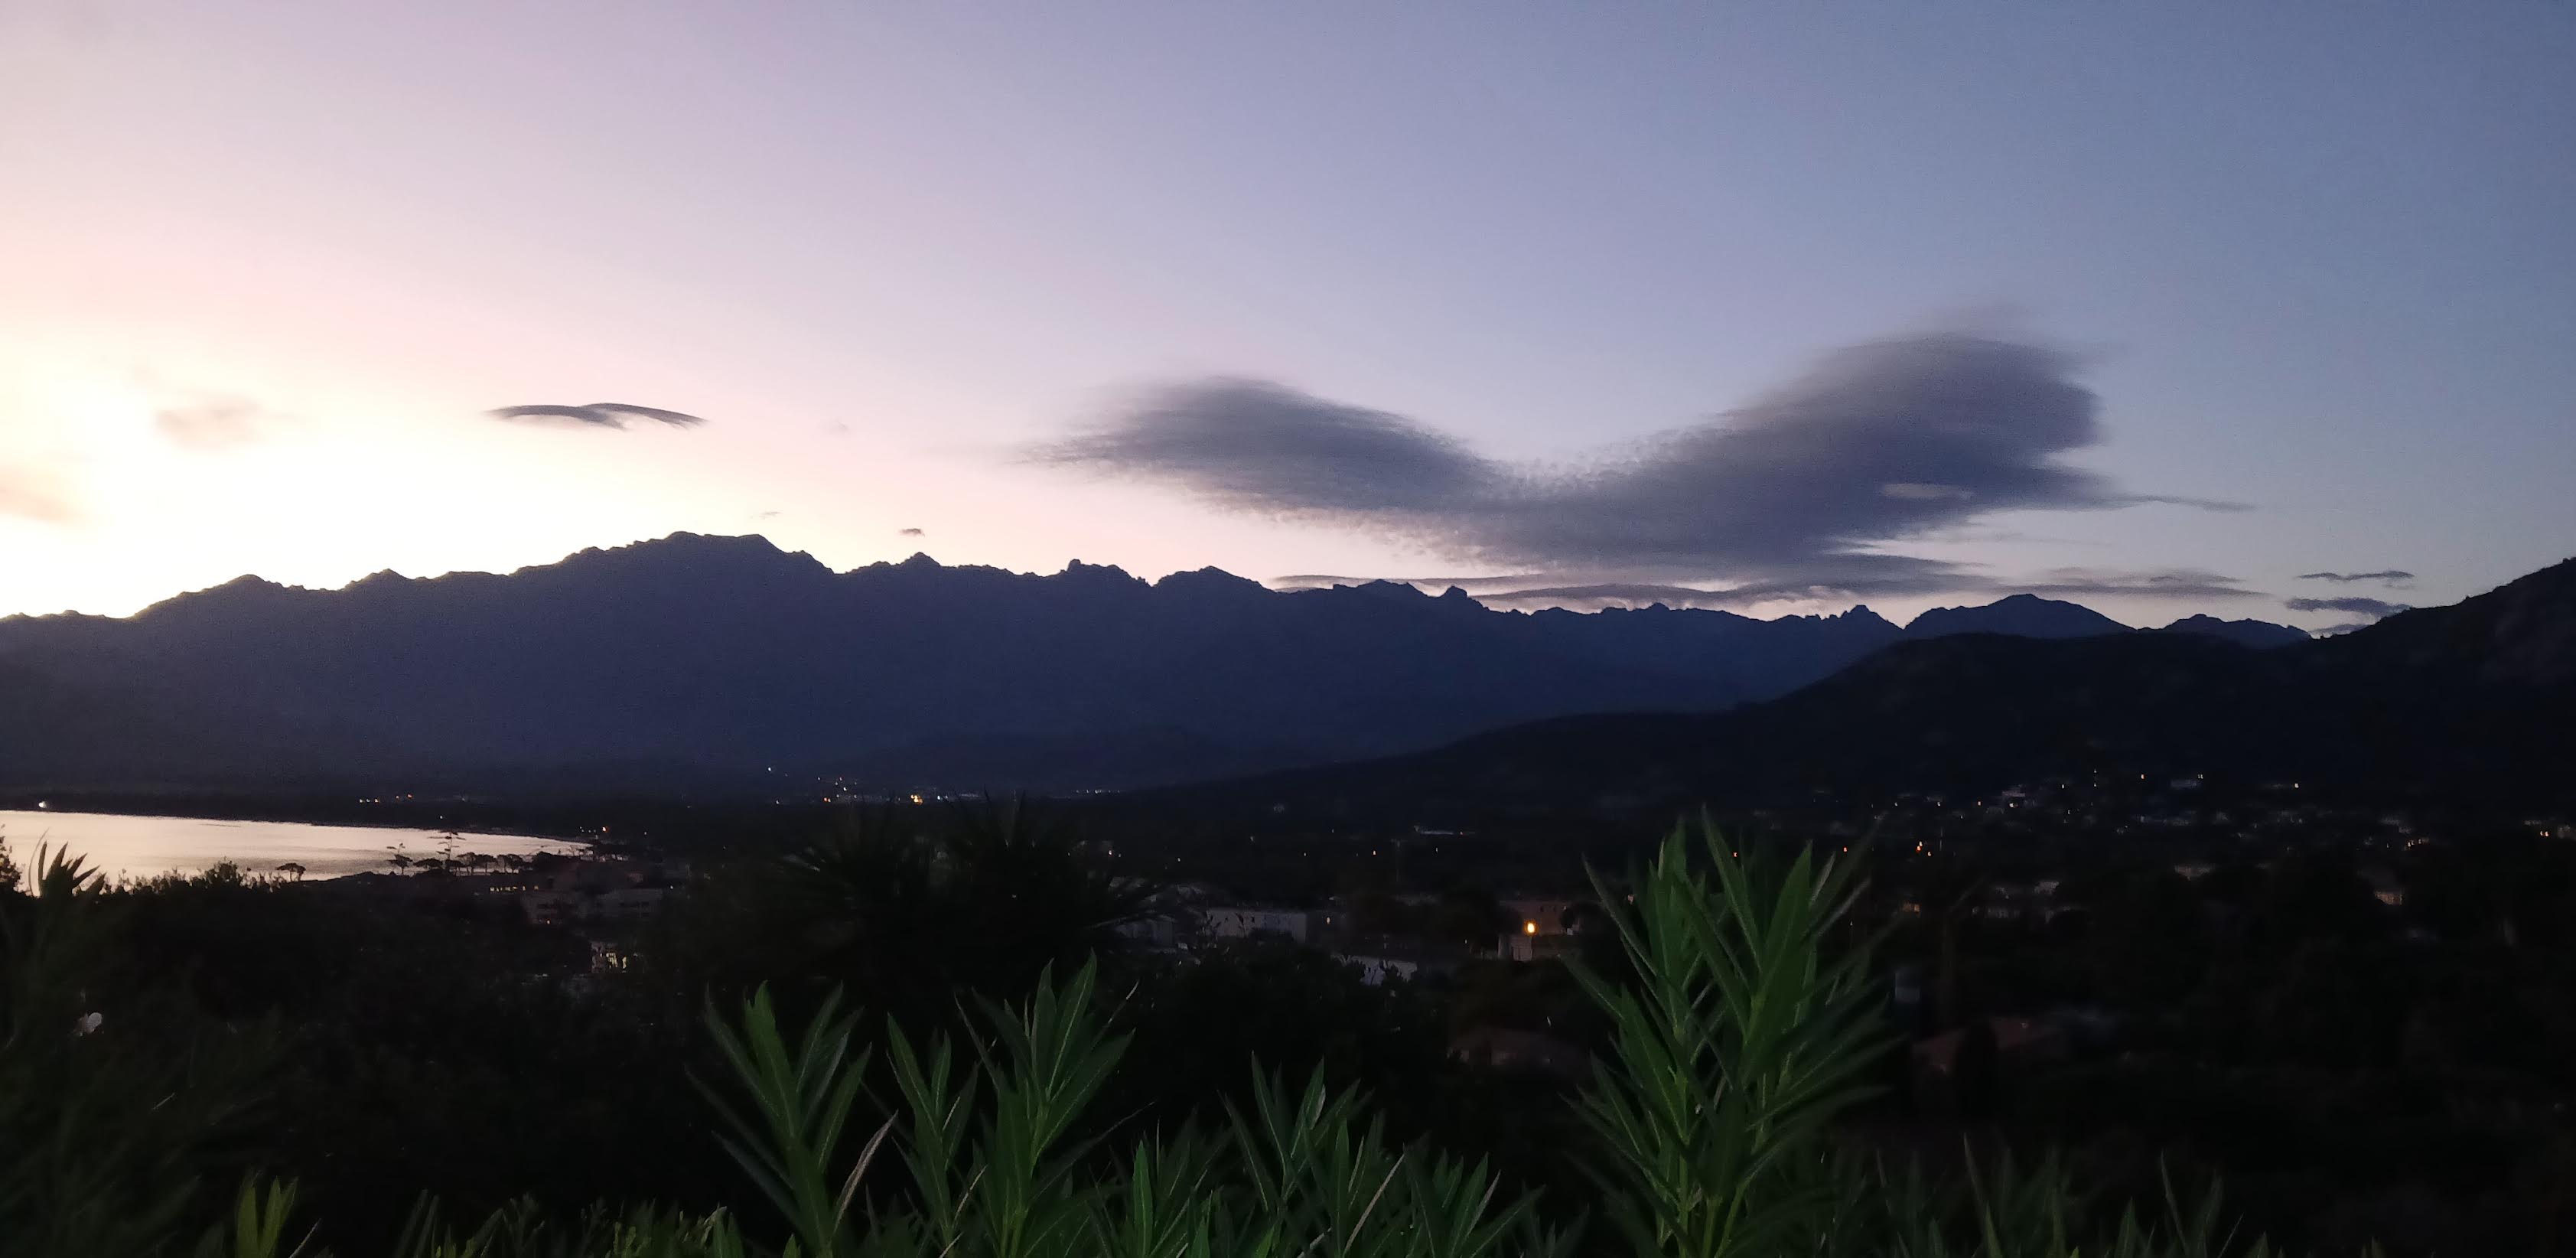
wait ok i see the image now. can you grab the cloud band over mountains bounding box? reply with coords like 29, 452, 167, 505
490, 402, 708, 429
1035, 332, 2245, 601
2286, 595, 2412, 618
2298, 569, 2414, 587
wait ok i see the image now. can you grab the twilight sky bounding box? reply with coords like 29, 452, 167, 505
3, 2, 2571, 630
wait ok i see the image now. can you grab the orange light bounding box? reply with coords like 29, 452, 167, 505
1523, 921, 1537, 935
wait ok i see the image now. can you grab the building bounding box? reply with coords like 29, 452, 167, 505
1200, 905, 1323, 944
1501, 897, 1581, 936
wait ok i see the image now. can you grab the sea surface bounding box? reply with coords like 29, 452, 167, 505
0, 809, 582, 884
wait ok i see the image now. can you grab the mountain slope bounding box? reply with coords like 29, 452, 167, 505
1175, 558, 2576, 815
2155, 614, 2314, 648
0, 535, 1846, 792
0, 532, 2344, 794
1905, 593, 2131, 639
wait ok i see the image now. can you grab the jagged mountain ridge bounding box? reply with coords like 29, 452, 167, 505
0, 533, 2304, 793
1166, 557, 2576, 815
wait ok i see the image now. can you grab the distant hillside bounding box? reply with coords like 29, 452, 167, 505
1166, 558, 2576, 816
1905, 592, 2131, 639
0, 533, 2323, 794
2154, 614, 2314, 648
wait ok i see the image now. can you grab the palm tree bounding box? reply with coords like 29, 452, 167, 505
275, 862, 306, 881
386, 849, 413, 874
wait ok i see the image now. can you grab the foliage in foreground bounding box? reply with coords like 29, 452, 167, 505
3, 823, 2371, 1257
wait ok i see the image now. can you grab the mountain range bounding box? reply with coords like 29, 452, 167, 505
1168, 556, 2576, 817
0, 533, 2320, 794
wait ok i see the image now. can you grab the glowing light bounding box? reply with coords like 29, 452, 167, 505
1522, 921, 1537, 935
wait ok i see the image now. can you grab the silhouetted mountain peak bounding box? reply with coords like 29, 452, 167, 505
133, 573, 302, 626
2157, 614, 2311, 648
1154, 566, 1265, 595
1905, 593, 2131, 639
548, 532, 829, 579
1834, 605, 1901, 631
1057, 559, 1145, 589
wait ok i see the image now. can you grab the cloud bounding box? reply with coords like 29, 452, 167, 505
898, 526, 925, 537
2297, 569, 2414, 587
1039, 379, 1492, 513
1035, 332, 2244, 600
1274, 572, 1552, 592
489, 402, 708, 429
155, 396, 285, 450
753, 510, 783, 520
0, 467, 78, 523
2017, 568, 2265, 601
1473, 582, 1744, 606
2285, 595, 2411, 618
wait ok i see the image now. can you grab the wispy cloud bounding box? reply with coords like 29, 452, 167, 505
489, 402, 708, 429
898, 526, 925, 537
0, 467, 79, 523
2285, 595, 2411, 618
155, 395, 289, 451
2018, 568, 2264, 601
1279, 565, 2263, 610
1034, 331, 2247, 601
2297, 569, 2414, 587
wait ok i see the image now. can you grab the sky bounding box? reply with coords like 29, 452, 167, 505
3, 2, 2571, 631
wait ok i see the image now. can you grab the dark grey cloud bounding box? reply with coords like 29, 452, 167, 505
2297, 569, 2414, 587
1038, 379, 1492, 513
2285, 595, 2411, 618
0, 467, 78, 523
898, 526, 926, 537
1036, 333, 2244, 600
490, 402, 708, 429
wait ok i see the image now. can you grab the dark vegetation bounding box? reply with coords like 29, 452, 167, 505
10, 803, 2571, 1256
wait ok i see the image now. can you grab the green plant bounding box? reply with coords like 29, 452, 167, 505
1571, 820, 1888, 1258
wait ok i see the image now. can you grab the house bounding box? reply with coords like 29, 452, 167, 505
1200, 905, 1321, 943
1500, 897, 1580, 935
1115, 913, 1183, 950
1498, 930, 1579, 963
519, 891, 579, 927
